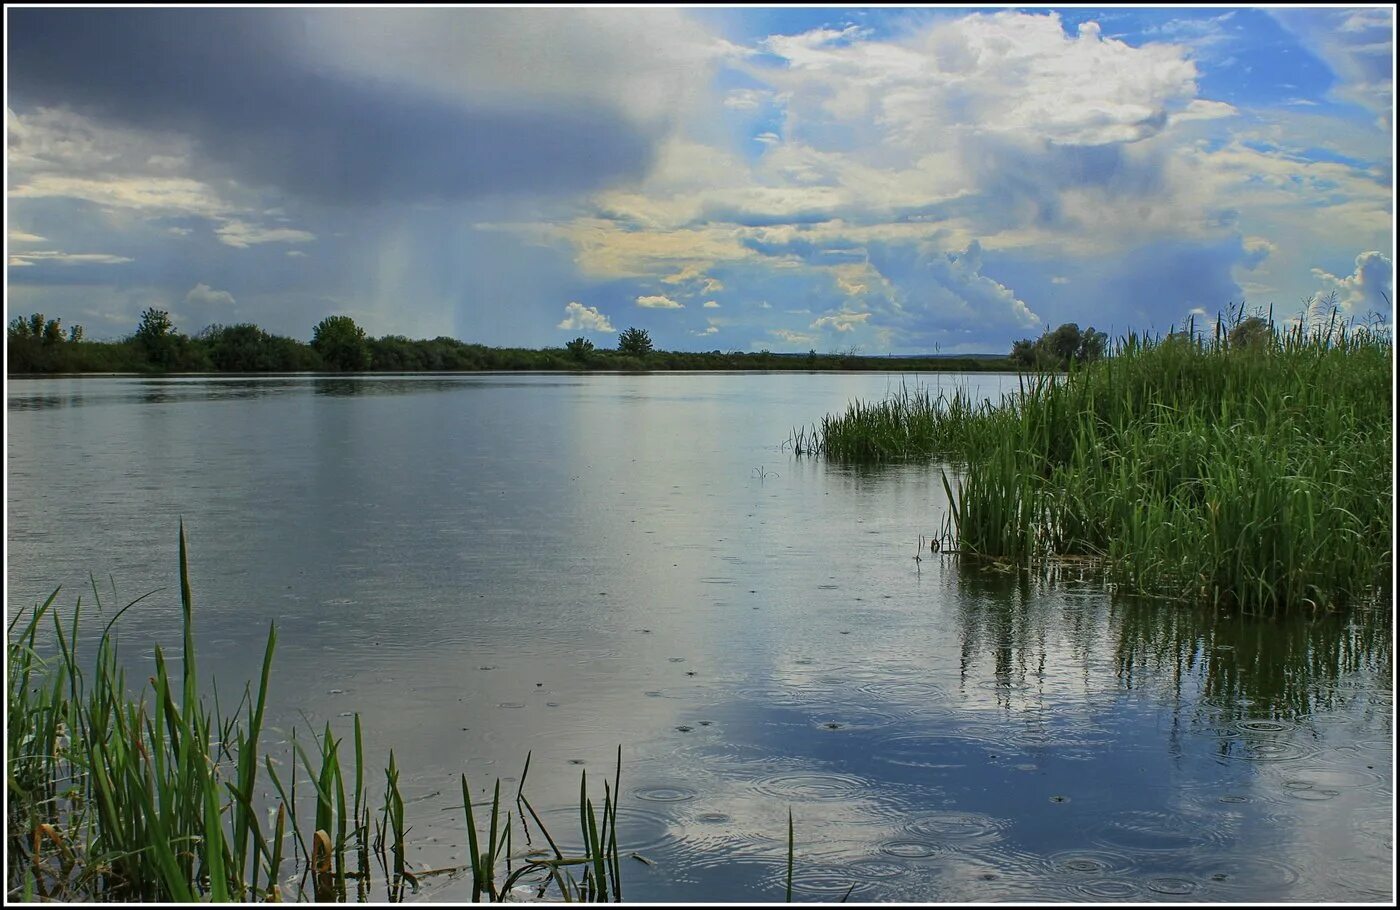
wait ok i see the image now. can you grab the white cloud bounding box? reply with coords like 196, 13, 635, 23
8, 230, 46, 243
8, 250, 134, 267
1311, 251, 1393, 314
6, 105, 195, 174
184, 282, 236, 309
811, 311, 871, 332
215, 220, 317, 248
7, 107, 319, 251
1051, 276, 1070, 285
636, 294, 684, 309
723, 89, 773, 110
702, 300, 721, 308
1270, 9, 1393, 130
286, 250, 308, 258
10, 174, 230, 219
769, 328, 817, 346
557, 301, 615, 332
760, 12, 1205, 148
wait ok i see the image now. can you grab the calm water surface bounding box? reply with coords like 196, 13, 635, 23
7, 373, 1393, 902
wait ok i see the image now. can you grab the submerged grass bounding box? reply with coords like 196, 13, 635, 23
6, 523, 627, 903
793, 305, 1393, 612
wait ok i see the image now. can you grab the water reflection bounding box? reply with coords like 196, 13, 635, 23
950, 559, 1392, 729
7, 373, 1391, 903
7, 374, 591, 410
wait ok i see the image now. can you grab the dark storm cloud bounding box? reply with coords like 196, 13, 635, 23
7, 8, 655, 205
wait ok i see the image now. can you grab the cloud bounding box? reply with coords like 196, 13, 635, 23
1269, 8, 1393, 129
722, 89, 766, 111
9, 230, 47, 243
769, 328, 817, 346
5, 8, 737, 205
215, 220, 316, 248
758, 12, 1205, 147
8, 250, 134, 267
1311, 251, 1393, 314
556, 301, 615, 332
184, 282, 236, 308
4, 9, 1390, 355
9, 173, 230, 219
636, 294, 684, 309
811, 311, 871, 332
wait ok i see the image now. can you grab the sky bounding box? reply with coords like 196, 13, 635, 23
5, 5, 1395, 354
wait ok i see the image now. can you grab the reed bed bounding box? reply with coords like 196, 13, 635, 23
6, 523, 628, 903
792, 307, 1393, 612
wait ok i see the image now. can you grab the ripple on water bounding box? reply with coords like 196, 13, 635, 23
1280, 766, 1384, 791
532, 805, 675, 855
1183, 856, 1301, 899
903, 810, 1005, 843
851, 684, 956, 722
846, 858, 911, 880
752, 771, 874, 802
732, 684, 827, 707
777, 864, 877, 898
878, 840, 954, 859
1145, 877, 1198, 896
1220, 738, 1318, 764
1047, 849, 1134, 877
1233, 718, 1297, 735
872, 731, 1016, 770
805, 705, 901, 732
1092, 809, 1228, 854
1074, 878, 1143, 899
633, 785, 698, 803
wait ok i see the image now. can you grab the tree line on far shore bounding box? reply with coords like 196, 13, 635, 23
7, 310, 1019, 375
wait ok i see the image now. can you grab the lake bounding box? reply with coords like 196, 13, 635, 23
6, 373, 1392, 902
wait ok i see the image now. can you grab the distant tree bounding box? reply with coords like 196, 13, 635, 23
807, 348, 817, 368
1046, 323, 1083, 365
41, 317, 65, 346
1077, 327, 1108, 362
1228, 315, 1272, 350
617, 327, 653, 357
565, 336, 595, 362
1009, 323, 1109, 371
135, 307, 178, 366
1009, 338, 1038, 368
68, 324, 84, 343
312, 315, 371, 371
204, 323, 283, 371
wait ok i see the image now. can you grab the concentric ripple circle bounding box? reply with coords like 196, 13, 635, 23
903, 810, 1005, 842
633, 785, 698, 803
752, 771, 873, 801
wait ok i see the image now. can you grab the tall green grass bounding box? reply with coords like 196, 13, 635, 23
793, 306, 1393, 612
6, 523, 624, 902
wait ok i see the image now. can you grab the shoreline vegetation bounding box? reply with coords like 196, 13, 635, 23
7, 311, 1013, 376
791, 304, 1393, 613
7, 525, 647, 903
